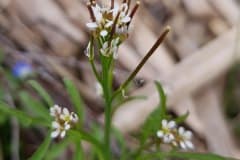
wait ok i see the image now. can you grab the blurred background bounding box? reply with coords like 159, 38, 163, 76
0, 0, 240, 159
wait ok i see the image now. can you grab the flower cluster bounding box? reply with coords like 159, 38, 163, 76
156, 119, 194, 150
50, 105, 78, 139
85, 0, 140, 59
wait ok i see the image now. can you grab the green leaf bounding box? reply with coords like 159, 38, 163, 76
68, 130, 104, 160
112, 128, 128, 160
73, 142, 84, 160
29, 133, 52, 160
63, 78, 85, 123
68, 130, 102, 150
0, 101, 50, 127
28, 80, 54, 107
19, 91, 51, 122
45, 138, 70, 160
141, 151, 237, 160
140, 81, 167, 144
0, 101, 32, 126
155, 81, 167, 118
175, 111, 189, 124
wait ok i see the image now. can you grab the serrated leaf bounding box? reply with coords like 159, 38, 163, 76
29, 133, 52, 160
63, 79, 85, 123
28, 80, 54, 107
140, 81, 167, 144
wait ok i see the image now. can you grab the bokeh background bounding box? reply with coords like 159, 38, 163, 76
0, 0, 240, 159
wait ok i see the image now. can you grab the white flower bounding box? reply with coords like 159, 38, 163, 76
50, 105, 78, 139
50, 104, 61, 117
111, 38, 120, 59
100, 42, 109, 56
60, 108, 71, 121
177, 127, 194, 150
100, 30, 108, 37
156, 119, 176, 143
86, 22, 98, 31
86, 2, 131, 36
51, 121, 70, 139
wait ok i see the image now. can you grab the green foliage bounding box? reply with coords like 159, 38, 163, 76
68, 130, 104, 160
29, 133, 52, 160
28, 80, 54, 107
45, 138, 70, 160
0, 102, 50, 127
174, 111, 189, 124
0, 102, 34, 127
140, 81, 167, 145
19, 91, 51, 122
141, 151, 236, 160
63, 78, 85, 124
73, 141, 84, 160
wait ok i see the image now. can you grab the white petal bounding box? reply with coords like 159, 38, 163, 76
112, 5, 119, 17
162, 119, 168, 128
60, 131, 66, 138
103, 42, 109, 49
50, 105, 61, 116
169, 134, 175, 141
168, 121, 176, 129
113, 47, 118, 59
163, 135, 171, 143
52, 121, 60, 129
180, 141, 186, 150
184, 131, 193, 139
178, 127, 185, 135
185, 141, 194, 150
63, 108, 70, 116
86, 22, 98, 30
105, 21, 113, 27
93, 6, 102, 22
64, 123, 71, 130
156, 130, 164, 138
121, 16, 131, 23
100, 30, 108, 37
51, 130, 60, 138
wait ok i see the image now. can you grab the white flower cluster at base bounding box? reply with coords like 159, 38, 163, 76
156, 119, 194, 150
50, 105, 78, 139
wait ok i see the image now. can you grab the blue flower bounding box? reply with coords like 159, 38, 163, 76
12, 61, 33, 78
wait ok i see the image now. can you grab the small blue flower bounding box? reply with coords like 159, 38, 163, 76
12, 61, 33, 78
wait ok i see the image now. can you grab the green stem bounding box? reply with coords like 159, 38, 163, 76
90, 59, 101, 82
102, 56, 113, 160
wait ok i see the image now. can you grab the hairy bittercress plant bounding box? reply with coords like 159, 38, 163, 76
0, 1, 238, 160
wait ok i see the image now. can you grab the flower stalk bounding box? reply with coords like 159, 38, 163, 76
112, 26, 171, 100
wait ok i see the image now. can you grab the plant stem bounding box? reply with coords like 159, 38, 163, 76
102, 56, 113, 160
112, 26, 171, 100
